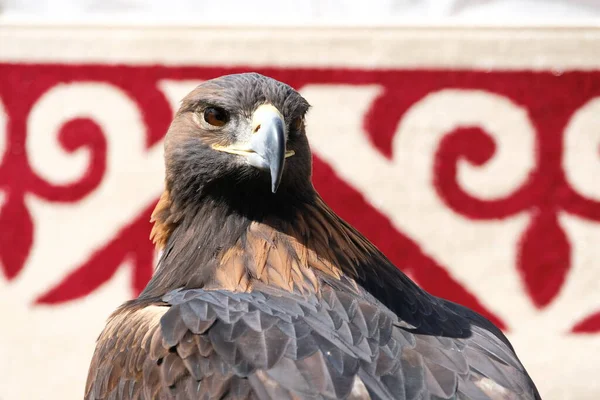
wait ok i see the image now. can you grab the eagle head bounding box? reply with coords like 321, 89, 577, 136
163, 73, 312, 206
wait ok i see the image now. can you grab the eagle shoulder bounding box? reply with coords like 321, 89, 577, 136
86, 277, 538, 400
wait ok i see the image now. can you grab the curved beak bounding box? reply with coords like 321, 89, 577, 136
247, 105, 288, 193
212, 104, 294, 193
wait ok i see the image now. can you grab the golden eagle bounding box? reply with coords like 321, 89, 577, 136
85, 73, 540, 400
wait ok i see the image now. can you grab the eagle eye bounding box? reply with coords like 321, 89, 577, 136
203, 107, 229, 127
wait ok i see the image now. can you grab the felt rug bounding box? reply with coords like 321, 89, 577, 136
0, 25, 599, 399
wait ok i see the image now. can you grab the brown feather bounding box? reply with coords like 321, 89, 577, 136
204, 214, 350, 294
145, 187, 382, 298
245, 222, 272, 279
214, 247, 249, 291
85, 302, 169, 399
268, 237, 294, 289
150, 190, 177, 250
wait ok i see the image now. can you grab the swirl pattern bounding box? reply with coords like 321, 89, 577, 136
0, 64, 598, 400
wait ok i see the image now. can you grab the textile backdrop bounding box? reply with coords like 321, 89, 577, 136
0, 25, 599, 399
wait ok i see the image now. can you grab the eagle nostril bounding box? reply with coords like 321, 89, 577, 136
253, 124, 261, 134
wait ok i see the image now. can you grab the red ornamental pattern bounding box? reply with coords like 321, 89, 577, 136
0, 64, 599, 335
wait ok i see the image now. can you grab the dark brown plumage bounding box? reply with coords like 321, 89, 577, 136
85, 73, 541, 400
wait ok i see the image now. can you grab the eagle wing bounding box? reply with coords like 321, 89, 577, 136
85, 276, 536, 400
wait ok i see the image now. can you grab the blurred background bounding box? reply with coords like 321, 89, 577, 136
2, 0, 600, 22
1, 1, 600, 399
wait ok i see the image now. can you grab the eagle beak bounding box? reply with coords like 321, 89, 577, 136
247, 105, 290, 193
212, 104, 294, 193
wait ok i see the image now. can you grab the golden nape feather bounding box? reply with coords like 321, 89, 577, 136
85, 73, 540, 400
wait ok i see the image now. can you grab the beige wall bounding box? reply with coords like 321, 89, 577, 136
0, 26, 599, 399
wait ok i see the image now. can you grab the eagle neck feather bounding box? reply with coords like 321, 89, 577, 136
142, 187, 428, 328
